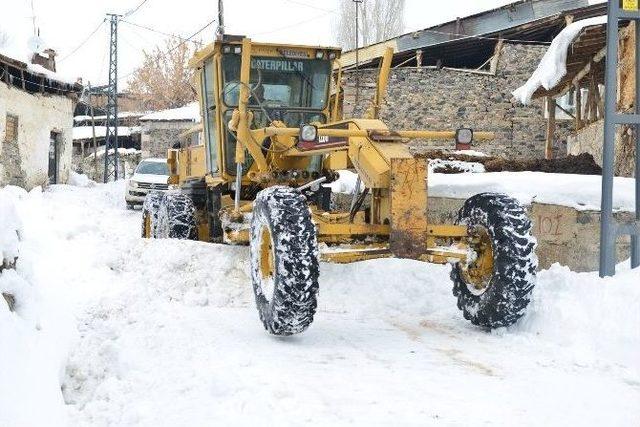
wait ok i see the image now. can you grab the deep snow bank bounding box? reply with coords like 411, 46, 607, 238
0, 186, 72, 426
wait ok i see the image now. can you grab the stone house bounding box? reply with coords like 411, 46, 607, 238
139, 103, 200, 158
339, 0, 606, 160
0, 50, 82, 189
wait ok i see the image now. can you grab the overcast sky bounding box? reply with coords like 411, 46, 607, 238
1, 0, 605, 88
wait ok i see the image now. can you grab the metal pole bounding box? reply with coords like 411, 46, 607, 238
104, 14, 120, 183
217, 0, 225, 40
632, 18, 640, 268
600, 3, 620, 277
354, 0, 362, 106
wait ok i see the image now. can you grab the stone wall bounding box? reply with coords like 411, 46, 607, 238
567, 119, 636, 177
0, 83, 74, 189
140, 120, 196, 158
78, 150, 142, 182
341, 43, 573, 159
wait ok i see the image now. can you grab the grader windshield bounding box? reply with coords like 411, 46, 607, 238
222, 55, 331, 112
216, 52, 331, 175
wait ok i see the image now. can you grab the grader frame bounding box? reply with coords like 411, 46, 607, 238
168, 37, 492, 267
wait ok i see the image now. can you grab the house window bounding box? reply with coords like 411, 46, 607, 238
5, 114, 18, 141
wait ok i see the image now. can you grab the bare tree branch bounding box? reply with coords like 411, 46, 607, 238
127, 37, 200, 111
334, 0, 405, 50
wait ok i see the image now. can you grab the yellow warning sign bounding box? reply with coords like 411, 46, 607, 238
623, 0, 639, 11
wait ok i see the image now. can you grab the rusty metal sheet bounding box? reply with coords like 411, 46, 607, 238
389, 158, 428, 259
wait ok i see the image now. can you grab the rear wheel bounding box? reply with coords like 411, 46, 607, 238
250, 186, 320, 336
141, 191, 164, 238
156, 193, 198, 240
451, 193, 537, 328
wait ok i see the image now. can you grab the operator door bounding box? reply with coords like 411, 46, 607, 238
202, 57, 219, 174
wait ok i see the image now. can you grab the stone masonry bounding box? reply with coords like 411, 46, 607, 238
341, 43, 573, 159
140, 120, 196, 159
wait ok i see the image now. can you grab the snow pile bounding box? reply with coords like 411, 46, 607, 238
0, 186, 73, 426
513, 16, 607, 104
0, 190, 21, 266
68, 171, 95, 188
518, 263, 640, 368
430, 171, 636, 211
140, 102, 201, 122
429, 158, 485, 174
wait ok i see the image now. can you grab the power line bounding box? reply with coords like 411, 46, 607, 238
114, 17, 216, 84
123, 0, 150, 18
58, 20, 106, 62
284, 0, 337, 14
120, 19, 201, 44
252, 10, 333, 36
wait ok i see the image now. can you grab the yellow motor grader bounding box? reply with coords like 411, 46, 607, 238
142, 35, 537, 336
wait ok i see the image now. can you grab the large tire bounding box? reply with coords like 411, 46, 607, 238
250, 186, 320, 336
451, 193, 537, 328
141, 191, 164, 238
156, 193, 198, 240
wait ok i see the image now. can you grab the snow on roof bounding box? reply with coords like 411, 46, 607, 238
84, 147, 141, 160
140, 103, 200, 122
141, 158, 169, 163
429, 171, 635, 212
512, 15, 607, 105
72, 126, 140, 141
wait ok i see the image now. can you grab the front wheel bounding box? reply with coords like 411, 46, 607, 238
250, 186, 320, 336
451, 193, 537, 328
156, 193, 198, 240
141, 191, 164, 238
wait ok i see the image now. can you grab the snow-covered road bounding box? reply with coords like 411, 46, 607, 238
2, 182, 639, 426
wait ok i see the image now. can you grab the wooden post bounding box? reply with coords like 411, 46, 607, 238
575, 83, 582, 130
545, 96, 556, 160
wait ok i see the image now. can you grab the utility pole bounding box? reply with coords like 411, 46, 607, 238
104, 13, 120, 183
88, 82, 98, 180
216, 0, 225, 40
353, 0, 363, 106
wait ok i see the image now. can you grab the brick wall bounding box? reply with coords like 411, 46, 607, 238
341, 43, 573, 159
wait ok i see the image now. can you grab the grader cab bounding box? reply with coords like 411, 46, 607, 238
142, 35, 537, 336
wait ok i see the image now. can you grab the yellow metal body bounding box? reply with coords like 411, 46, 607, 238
165, 36, 497, 267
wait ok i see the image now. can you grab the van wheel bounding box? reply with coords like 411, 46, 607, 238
141, 191, 164, 238
451, 193, 537, 328
156, 193, 198, 240
250, 186, 319, 336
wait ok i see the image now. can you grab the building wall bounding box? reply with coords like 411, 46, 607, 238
341, 43, 573, 159
567, 119, 636, 177
0, 83, 74, 189
140, 120, 196, 158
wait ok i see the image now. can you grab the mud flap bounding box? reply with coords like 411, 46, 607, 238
389, 157, 428, 259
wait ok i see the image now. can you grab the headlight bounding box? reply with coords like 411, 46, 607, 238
130, 180, 139, 188
299, 124, 318, 142
315, 50, 325, 59
455, 128, 474, 145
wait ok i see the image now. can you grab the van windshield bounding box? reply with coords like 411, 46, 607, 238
222, 54, 331, 110
136, 161, 169, 175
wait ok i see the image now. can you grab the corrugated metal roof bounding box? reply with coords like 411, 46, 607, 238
339, 0, 606, 70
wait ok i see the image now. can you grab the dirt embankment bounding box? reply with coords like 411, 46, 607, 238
421, 151, 602, 175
